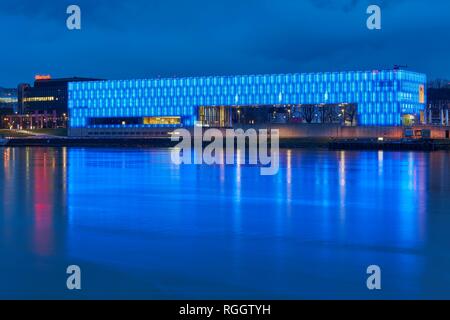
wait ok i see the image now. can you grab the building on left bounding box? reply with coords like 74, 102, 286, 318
2, 75, 100, 130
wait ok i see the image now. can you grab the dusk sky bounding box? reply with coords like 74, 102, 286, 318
0, 0, 449, 87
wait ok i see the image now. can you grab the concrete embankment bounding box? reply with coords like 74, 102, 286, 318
3, 137, 450, 151
4, 137, 330, 148
329, 138, 450, 151
2, 124, 450, 150
5, 137, 178, 148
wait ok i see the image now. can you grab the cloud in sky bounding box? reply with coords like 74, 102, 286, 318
0, 0, 448, 87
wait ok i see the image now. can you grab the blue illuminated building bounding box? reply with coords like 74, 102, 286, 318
68, 69, 426, 136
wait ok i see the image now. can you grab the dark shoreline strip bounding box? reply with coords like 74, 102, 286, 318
3, 137, 450, 151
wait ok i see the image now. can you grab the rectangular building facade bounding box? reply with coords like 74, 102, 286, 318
20, 77, 100, 116
0, 87, 18, 115
68, 69, 426, 136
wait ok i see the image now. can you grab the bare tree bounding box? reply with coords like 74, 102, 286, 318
318, 105, 326, 123
326, 105, 338, 123
301, 105, 315, 123
317, 105, 339, 123
344, 104, 357, 126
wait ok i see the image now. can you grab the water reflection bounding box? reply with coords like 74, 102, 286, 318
1, 148, 68, 258
1, 147, 450, 298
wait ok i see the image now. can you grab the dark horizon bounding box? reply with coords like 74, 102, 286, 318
0, 0, 449, 88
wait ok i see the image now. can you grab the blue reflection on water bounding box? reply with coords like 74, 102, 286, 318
0, 147, 450, 299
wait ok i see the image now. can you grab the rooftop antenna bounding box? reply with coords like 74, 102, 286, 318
393, 65, 408, 70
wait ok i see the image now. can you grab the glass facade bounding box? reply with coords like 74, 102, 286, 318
68, 69, 426, 129
0, 87, 18, 114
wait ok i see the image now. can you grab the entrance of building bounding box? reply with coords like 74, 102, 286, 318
198, 106, 233, 127
197, 104, 358, 127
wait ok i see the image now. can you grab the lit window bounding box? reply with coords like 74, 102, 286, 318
143, 117, 181, 125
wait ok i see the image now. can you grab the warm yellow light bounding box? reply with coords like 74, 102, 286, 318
23, 96, 55, 102
143, 116, 181, 125
419, 85, 425, 104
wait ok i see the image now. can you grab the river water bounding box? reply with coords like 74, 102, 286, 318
0, 147, 449, 299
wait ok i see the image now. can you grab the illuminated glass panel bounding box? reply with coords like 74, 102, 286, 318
68, 70, 427, 128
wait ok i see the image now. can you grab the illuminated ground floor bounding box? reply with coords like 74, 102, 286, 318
68, 102, 426, 137
2, 112, 68, 130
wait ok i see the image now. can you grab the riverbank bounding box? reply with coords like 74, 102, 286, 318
0, 128, 67, 138
328, 138, 450, 151
3, 136, 450, 151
